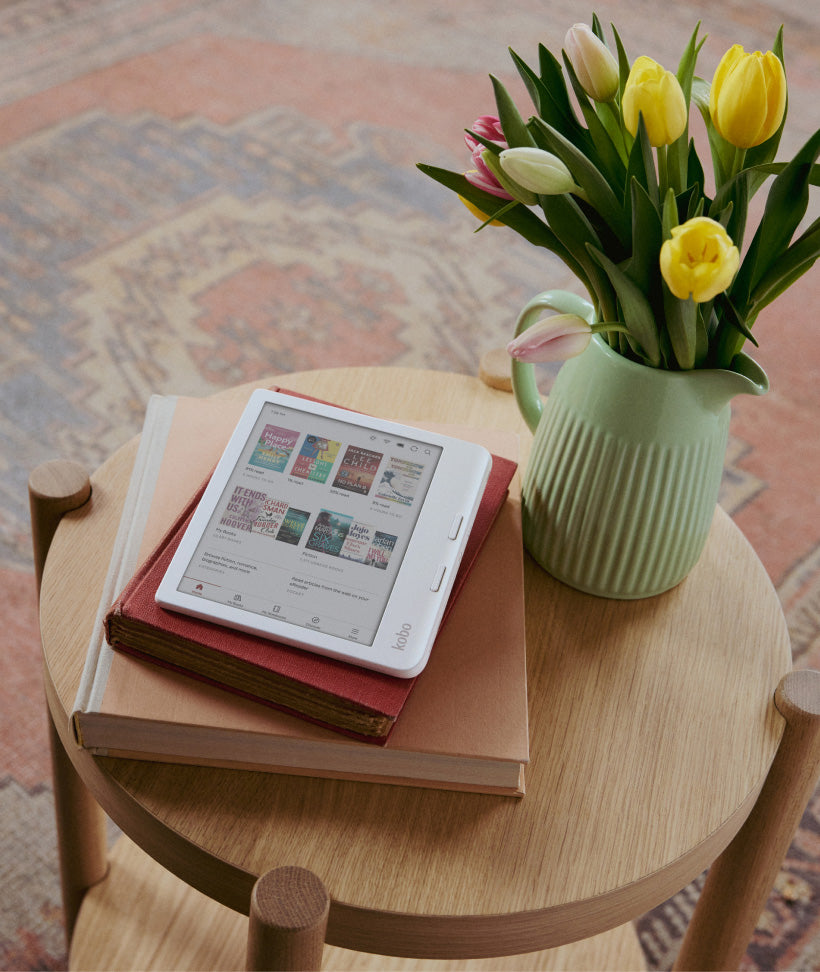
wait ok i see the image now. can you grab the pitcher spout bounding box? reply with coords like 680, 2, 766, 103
689, 353, 769, 414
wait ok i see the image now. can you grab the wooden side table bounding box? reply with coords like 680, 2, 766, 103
35, 367, 819, 970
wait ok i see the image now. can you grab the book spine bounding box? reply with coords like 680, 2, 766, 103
72, 395, 179, 741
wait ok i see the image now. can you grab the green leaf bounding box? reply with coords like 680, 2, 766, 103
561, 51, 626, 187
694, 307, 710, 366
711, 291, 760, 367
667, 23, 706, 194
509, 46, 547, 117
624, 116, 659, 210
678, 182, 705, 222
715, 291, 759, 343
628, 180, 664, 295
588, 245, 663, 366
749, 217, 820, 312
731, 128, 820, 313
691, 76, 734, 189
686, 139, 706, 200
539, 193, 616, 318
708, 165, 749, 249
531, 116, 630, 246
661, 186, 678, 238
509, 45, 587, 149
416, 163, 567, 251
662, 289, 698, 370
490, 75, 536, 149
464, 128, 502, 156
610, 24, 632, 102
675, 22, 705, 104
749, 161, 820, 188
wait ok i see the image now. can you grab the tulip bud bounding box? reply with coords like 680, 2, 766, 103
499, 147, 580, 196
564, 23, 620, 102
507, 314, 592, 362
709, 44, 787, 149
622, 56, 688, 147
464, 151, 513, 200
464, 115, 506, 152
482, 151, 538, 206
659, 216, 740, 303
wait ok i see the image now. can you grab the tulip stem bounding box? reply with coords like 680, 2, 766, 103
729, 146, 747, 182
656, 145, 669, 198
592, 321, 630, 335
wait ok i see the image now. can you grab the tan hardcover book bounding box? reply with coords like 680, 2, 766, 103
71, 393, 529, 794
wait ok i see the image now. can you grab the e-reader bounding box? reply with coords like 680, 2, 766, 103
155, 389, 493, 677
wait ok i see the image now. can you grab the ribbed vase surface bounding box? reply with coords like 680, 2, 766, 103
517, 335, 767, 598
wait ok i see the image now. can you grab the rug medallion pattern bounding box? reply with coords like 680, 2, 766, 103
2, 3, 819, 969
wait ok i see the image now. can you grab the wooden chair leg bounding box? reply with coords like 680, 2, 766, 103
29, 460, 107, 943
674, 669, 820, 971
247, 866, 330, 972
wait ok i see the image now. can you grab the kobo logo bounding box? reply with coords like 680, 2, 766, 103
391, 623, 412, 651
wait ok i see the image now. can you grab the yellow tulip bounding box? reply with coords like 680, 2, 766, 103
459, 193, 503, 225
709, 44, 786, 149
622, 56, 688, 147
659, 217, 740, 303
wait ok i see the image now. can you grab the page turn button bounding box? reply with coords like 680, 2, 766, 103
430, 564, 446, 592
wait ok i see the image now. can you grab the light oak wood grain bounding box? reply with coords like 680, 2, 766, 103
70, 835, 647, 971
40, 367, 792, 959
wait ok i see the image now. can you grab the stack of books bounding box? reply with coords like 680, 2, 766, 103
71, 390, 530, 795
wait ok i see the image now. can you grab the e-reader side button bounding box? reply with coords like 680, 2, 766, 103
448, 514, 463, 540
430, 563, 447, 592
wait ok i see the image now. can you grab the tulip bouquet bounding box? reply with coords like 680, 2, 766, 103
418, 17, 820, 370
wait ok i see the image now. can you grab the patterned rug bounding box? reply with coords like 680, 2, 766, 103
1, 1, 819, 969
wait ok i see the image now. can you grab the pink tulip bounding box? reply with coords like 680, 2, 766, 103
507, 314, 592, 362
464, 115, 513, 199
464, 115, 506, 152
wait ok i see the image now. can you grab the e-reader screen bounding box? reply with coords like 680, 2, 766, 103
156, 390, 492, 677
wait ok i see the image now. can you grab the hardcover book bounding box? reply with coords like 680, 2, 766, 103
71, 392, 528, 793
97, 391, 518, 742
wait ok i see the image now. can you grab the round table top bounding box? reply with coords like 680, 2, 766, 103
40, 366, 792, 957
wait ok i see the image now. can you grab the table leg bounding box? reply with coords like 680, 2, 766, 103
247, 866, 330, 971
674, 669, 820, 971
30, 460, 107, 943
48, 712, 109, 942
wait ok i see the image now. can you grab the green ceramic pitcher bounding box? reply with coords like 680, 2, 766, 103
511, 290, 769, 599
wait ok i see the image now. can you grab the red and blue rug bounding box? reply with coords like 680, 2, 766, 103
2, 2, 819, 969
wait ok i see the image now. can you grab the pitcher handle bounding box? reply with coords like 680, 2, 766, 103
511, 290, 596, 433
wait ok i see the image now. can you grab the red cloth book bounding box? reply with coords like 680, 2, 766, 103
105, 445, 516, 743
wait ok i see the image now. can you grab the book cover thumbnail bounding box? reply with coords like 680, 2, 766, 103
291, 435, 341, 484
219, 486, 267, 531
249, 425, 300, 472
275, 507, 310, 545
332, 445, 383, 495
338, 521, 376, 564
252, 496, 290, 537
366, 531, 398, 569
375, 457, 424, 506
305, 510, 353, 556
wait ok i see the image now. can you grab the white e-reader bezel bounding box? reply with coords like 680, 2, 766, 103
155, 389, 493, 678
